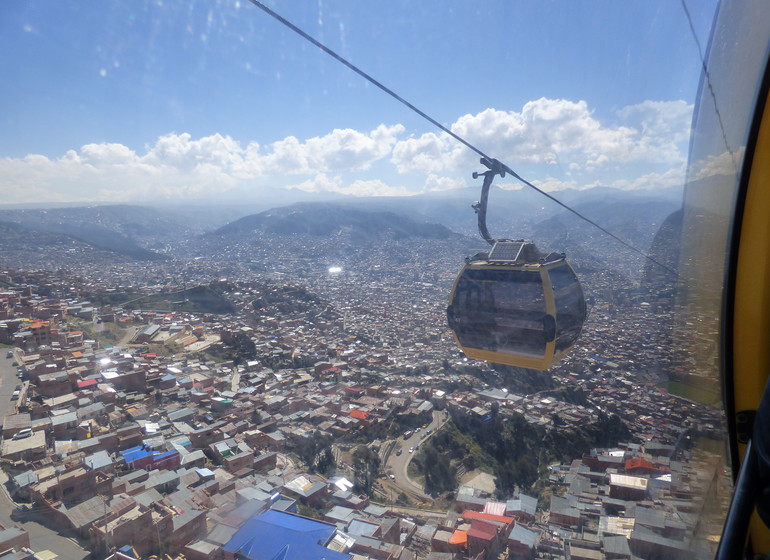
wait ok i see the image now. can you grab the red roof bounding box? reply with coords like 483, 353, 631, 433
77, 379, 98, 388
462, 510, 515, 525
350, 409, 370, 420
467, 519, 498, 541
626, 457, 669, 472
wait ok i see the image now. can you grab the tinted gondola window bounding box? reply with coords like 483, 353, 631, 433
549, 264, 586, 353
452, 268, 547, 358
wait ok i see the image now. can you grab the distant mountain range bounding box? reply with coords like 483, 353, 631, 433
0, 219, 155, 267
212, 202, 461, 240
0, 206, 176, 261
0, 185, 683, 268
321, 184, 683, 242
0, 204, 244, 261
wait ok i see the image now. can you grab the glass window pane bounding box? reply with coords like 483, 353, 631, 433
452, 268, 547, 357
549, 264, 586, 352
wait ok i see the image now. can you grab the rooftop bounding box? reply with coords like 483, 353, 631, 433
223, 509, 350, 560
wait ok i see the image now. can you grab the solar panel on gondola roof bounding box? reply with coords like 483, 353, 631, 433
488, 241, 524, 262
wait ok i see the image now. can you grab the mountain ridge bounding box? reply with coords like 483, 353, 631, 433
212, 202, 462, 241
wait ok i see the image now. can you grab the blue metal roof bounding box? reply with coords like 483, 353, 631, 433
120, 445, 179, 464
121, 445, 153, 464
223, 509, 350, 560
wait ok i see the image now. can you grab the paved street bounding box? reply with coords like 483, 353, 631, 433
385, 410, 448, 500
0, 349, 91, 560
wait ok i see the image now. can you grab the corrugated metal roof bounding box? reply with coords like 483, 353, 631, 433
483, 501, 506, 517
609, 473, 648, 490
84, 450, 112, 470
462, 509, 514, 525
223, 509, 350, 560
347, 519, 378, 537
467, 518, 497, 541
602, 535, 631, 556
507, 524, 537, 547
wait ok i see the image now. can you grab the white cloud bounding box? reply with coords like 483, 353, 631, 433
606, 166, 687, 191
530, 177, 580, 192
0, 125, 406, 203
617, 100, 692, 144
346, 178, 414, 197
284, 173, 343, 193
263, 124, 403, 174
286, 174, 413, 197
424, 174, 466, 192
392, 98, 692, 175
0, 98, 695, 203
690, 148, 743, 181
531, 166, 685, 193
390, 132, 465, 174
79, 142, 139, 166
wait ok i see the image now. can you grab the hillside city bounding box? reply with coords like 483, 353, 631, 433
0, 205, 730, 560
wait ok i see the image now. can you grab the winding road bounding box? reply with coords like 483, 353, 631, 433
382, 409, 449, 501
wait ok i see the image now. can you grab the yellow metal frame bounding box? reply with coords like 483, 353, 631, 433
733, 87, 770, 553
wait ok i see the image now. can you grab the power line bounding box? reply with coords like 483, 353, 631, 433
679, 0, 739, 178
246, 0, 679, 278
245, 1, 485, 160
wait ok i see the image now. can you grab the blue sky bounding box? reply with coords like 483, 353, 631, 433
0, 1, 718, 205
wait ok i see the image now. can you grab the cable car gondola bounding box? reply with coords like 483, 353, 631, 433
447, 159, 586, 370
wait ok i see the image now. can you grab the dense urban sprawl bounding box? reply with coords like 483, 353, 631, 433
0, 233, 729, 560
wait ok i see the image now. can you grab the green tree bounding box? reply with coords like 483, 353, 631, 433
231, 331, 257, 365
422, 446, 456, 497
352, 445, 381, 495
591, 412, 632, 447
294, 431, 335, 475
315, 447, 336, 476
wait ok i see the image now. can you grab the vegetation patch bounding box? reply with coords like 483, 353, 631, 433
415, 408, 632, 499
206, 333, 257, 366
121, 284, 235, 314
658, 380, 720, 406
411, 421, 491, 498
67, 318, 127, 347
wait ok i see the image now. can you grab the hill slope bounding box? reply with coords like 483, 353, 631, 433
213, 202, 461, 241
